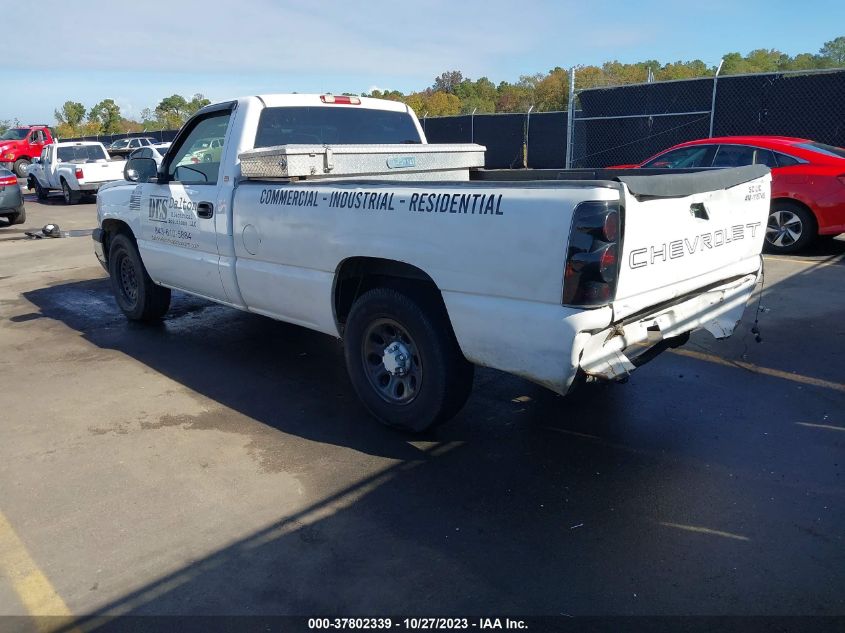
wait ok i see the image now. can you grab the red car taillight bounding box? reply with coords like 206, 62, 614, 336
563, 201, 621, 306
0, 175, 16, 187
75, 168, 84, 179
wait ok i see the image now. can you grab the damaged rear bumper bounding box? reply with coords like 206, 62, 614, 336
578, 267, 760, 381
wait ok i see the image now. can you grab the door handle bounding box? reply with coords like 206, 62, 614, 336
197, 202, 214, 219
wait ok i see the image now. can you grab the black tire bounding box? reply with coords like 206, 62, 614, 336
34, 180, 48, 201
108, 233, 171, 321
764, 201, 816, 254
7, 207, 26, 225
344, 287, 474, 432
61, 179, 80, 205
12, 159, 30, 179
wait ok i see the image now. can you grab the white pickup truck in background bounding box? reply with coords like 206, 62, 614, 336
27, 141, 126, 204
94, 94, 771, 431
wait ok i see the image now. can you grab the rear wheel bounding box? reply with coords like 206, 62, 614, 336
344, 287, 474, 432
764, 201, 816, 254
108, 233, 171, 321
7, 207, 26, 225
12, 159, 30, 179
61, 179, 80, 205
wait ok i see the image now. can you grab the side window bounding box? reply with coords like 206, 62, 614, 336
41, 148, 49, 162
712, 145, 755, 168
775, 152, 800, 167
754, 149, 778, 168
643, 145, 715, 168
168, 111, 231, 184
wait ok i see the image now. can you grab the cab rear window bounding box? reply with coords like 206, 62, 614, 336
254, 107, 422, 148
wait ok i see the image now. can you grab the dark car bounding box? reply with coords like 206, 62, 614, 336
0, 167, 25, 226
106, 137, 157, 159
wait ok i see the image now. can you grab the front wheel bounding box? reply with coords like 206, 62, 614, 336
344, 287, 474, 432
108, 233, 171, 321
764, 202, 816, 254
34, 180, 48, 201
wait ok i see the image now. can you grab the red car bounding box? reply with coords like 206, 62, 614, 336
614, 136, 845, 254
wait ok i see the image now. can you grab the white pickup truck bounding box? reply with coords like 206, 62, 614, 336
94, 94, 770, 431
27, 141, 126, 204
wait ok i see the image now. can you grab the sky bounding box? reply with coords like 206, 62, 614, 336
2, 0, 843, 124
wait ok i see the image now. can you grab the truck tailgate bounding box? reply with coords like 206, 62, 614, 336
613, 166, 771, 320
78, 161, 125, 184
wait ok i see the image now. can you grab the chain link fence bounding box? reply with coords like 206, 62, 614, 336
423, 67, 845, 169
569, 67, 845, 168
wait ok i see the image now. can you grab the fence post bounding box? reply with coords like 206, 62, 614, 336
565, 67, 576, 169
471, 107, 477, 143
524, 105, 533, 168
709, 59, 724, 138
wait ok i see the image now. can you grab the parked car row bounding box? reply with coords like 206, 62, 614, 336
612, 136, 845, 254
2, 119, 844, 255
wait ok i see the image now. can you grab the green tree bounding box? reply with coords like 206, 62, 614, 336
88, 99, 122, 134
54, 101, 86, 130
433, 70, 464, 94
185, 93, 211, 116
155, 94, 189, 128
534, 67, 569, 111
820, 37, 845, 65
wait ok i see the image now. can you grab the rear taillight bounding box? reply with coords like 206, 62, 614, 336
320, 94, 361, 105
75, 168, 84, 179
563, 201, 621, 306
0, 175, 16, 187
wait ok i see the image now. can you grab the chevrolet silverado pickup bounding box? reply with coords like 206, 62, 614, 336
27, 141, 126, 204
93, 94, 771, 431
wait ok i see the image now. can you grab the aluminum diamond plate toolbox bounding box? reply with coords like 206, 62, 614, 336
239, 143, 486, 180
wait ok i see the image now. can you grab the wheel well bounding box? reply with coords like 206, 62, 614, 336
101, 219, 135, 264
771, 197, 818, 231
333, 257, 447, 333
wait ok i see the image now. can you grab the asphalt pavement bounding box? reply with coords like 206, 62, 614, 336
0, 189, 843, 623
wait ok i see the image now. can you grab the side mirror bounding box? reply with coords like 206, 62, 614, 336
124, 157, 158, 183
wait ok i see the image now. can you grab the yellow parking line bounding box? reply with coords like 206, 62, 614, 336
0, 510, 80, 632
671, 348, 845, 394
658, 521, 750, 541
796, 422, 845, 432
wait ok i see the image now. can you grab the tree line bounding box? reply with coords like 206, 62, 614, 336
367, 36, 845, 116
1, 36, 843, 136
0, 94, 212, 138
49, 93, 211, 138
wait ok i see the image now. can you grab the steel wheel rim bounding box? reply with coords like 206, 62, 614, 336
766, 210, 802, 248
361, 318, 422, 405
118, 254, 139, 306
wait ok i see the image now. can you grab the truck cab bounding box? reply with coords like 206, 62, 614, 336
0, 125, 54, 178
